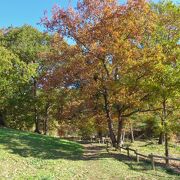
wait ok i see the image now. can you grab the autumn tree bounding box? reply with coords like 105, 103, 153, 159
42, 0, 167, 147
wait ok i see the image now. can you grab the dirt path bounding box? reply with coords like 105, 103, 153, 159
72, 143, 180, 180
82, 143, 106, 160
81, 143, 180, 175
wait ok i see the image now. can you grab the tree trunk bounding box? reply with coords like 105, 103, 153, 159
158, 132, 164, 144
44, 102, 50, 135
158, 116, 165, 144
117, 110, 123, 147
98, 129, 103, 142
34, 108, 41, 134
34, 121, 41, 134
130, 123, 134, 143
163, 99, 169, 165
33, 78, 41, 134
122, 130, 125, 143
44, 119, 48, 135
103, 90, 116, 147
0, 112, 5, 126
165, 132, 169, 165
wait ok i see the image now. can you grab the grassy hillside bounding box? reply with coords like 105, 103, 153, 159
0, 128, 83, 179
0, 128, 179, 180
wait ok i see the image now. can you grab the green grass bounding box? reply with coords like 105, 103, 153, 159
124, 139, 180, 157
0, 128, 179, 180
0, 128, 83, 179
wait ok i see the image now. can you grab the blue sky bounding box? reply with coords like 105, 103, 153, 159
0, 0, 178, 31
0, 0, 78, 31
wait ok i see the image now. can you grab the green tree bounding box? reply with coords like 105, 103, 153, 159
0, 25, 51, 132
145, 0, 180, 163
0, 45, 36, 126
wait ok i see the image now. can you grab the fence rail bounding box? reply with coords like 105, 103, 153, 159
105, 140, 180, 170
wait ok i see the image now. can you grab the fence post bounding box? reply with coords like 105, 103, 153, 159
136, 149, 139, 163
149, 153, 155, 170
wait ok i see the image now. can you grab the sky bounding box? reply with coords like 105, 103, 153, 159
0, 0, 78, 31
0, 0, 178, 32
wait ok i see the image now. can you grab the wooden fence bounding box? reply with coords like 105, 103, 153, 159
105, 140, 180, 170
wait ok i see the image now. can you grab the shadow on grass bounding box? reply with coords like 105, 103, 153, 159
0, 128, 179, 178
0, 128, 82, 160
81, 143, 179, 177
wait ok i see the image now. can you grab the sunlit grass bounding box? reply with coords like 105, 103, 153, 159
124, 139, 180, 157
0, 128, 179, 180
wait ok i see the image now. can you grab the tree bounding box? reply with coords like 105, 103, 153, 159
144, 0, 180, 164
0, 25, 51, 132
0, 45, 36, 126
42, 0, 165, 147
